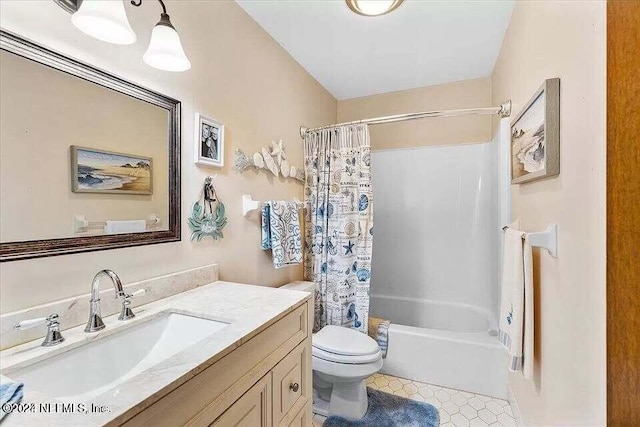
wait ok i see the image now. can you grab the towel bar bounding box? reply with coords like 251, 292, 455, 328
73, 214, 160, 233
502, 223, 558, 258
242, 194, 304, 217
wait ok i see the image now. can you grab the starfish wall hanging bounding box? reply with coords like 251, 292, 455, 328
234, 139, 304, 183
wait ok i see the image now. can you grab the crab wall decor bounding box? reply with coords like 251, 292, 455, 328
188, 176, 227, 241
234, 139, 304, 183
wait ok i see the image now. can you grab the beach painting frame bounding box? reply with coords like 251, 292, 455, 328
195, 113, 224, 168
71, 146, 153, 195
510, 78, 560, 184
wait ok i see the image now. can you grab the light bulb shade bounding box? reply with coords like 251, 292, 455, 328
143, 23, 191, 72
71, 0, 136, 45
346, 0, 404, 16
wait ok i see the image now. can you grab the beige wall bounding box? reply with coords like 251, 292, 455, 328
337, 78, 493, 150
492, 2, 606, 426
0, 0, 336, 313
0, 51, 169, 241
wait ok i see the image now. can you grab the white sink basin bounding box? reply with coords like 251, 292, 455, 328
6, 312, 228, 401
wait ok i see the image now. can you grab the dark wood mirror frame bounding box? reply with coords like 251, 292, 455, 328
0, 30, 181, 262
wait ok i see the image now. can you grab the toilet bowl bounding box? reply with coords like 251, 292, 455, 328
311, 325, 383, 419
280, 281, 383, 420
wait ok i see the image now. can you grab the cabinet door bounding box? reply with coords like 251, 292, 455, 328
272, 342, 309, 426
286, 406, 309, 427
212, 374, 272, 427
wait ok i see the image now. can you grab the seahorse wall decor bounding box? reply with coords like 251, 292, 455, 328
234, 140, 305, 183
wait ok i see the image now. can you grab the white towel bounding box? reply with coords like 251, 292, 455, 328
499, 225, 534, 379
105, 220, 146, 234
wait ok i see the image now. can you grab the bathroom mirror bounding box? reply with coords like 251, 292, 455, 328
0, 30, 181, 261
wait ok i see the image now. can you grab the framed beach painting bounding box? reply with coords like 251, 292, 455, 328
510, 78, 560, 184
195, 113, 224, 167
71, 146, 153, 195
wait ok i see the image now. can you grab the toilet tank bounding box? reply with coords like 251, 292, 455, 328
281, 281, 315, 293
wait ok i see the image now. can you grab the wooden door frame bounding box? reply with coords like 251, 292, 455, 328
606, 1, 640, 425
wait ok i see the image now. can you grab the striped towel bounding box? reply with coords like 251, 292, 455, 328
368, 316, 391, 358
499, 225, 534, 379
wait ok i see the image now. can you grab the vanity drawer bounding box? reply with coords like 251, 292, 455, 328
272, 342, 310, 426
121, 302, 308, 427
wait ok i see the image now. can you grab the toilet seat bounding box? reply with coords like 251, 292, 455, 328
312, 345, 382, 364
312, 325, 382, 364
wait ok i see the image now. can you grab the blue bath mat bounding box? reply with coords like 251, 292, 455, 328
323, 388, 439, 427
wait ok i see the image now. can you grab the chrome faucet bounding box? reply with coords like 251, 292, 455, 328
85, 269, 126, 332
14, 313, 65, 347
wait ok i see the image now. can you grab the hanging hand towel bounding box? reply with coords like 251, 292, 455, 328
262, 201, 302, 269
105, 220, 146, 234
499, 225, 534, 379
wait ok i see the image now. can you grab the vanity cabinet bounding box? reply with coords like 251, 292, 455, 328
212, 341, 308, 427
119, 298, 312, 427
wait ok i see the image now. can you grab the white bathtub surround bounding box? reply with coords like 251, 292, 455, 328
371, 142, 501, 323
498, 226, 534, 378
303, 125, 374, 333
370, 142, 508, 398
0, 282, 310, 426
0, 264, 219, 350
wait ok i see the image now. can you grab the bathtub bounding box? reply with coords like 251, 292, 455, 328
370, 294, 508, 399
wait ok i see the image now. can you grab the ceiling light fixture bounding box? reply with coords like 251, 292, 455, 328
346, 0, 404, 17
56, 0, 190, 72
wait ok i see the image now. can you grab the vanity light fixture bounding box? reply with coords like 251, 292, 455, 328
71, 0, 137, 45
132, 0, 191, 72
346, 0, 404, 17
56, 0, 191, 72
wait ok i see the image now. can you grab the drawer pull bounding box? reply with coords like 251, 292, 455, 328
289, 382, 299, 392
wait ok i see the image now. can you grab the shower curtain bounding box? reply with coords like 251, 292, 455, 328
303, 124, 373, 334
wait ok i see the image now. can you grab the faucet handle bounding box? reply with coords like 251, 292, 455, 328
14, 316, 48, 330
14, 314, 65, 347
118, 288, 146, 321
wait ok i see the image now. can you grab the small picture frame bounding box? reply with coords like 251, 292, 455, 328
195, 113, 224, 167
510, 78, 560, 184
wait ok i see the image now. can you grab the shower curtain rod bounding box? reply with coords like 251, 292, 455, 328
299, 100, 512, 138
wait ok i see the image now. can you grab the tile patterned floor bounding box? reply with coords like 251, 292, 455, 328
312, 373, 517, 427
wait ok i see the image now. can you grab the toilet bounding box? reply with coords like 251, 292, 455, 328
281, 281, 383, 420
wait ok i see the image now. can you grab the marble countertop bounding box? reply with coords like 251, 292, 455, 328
0, 281, 310, 426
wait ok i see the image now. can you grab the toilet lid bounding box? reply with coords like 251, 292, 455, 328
312, 345, 382, 364
312, 325, 380, 356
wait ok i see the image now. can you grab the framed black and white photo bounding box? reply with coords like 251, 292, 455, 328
195, 113, 224, 167
510, 78, 560, 184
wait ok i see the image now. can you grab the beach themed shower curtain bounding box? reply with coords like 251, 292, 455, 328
303, 124, 373, 334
